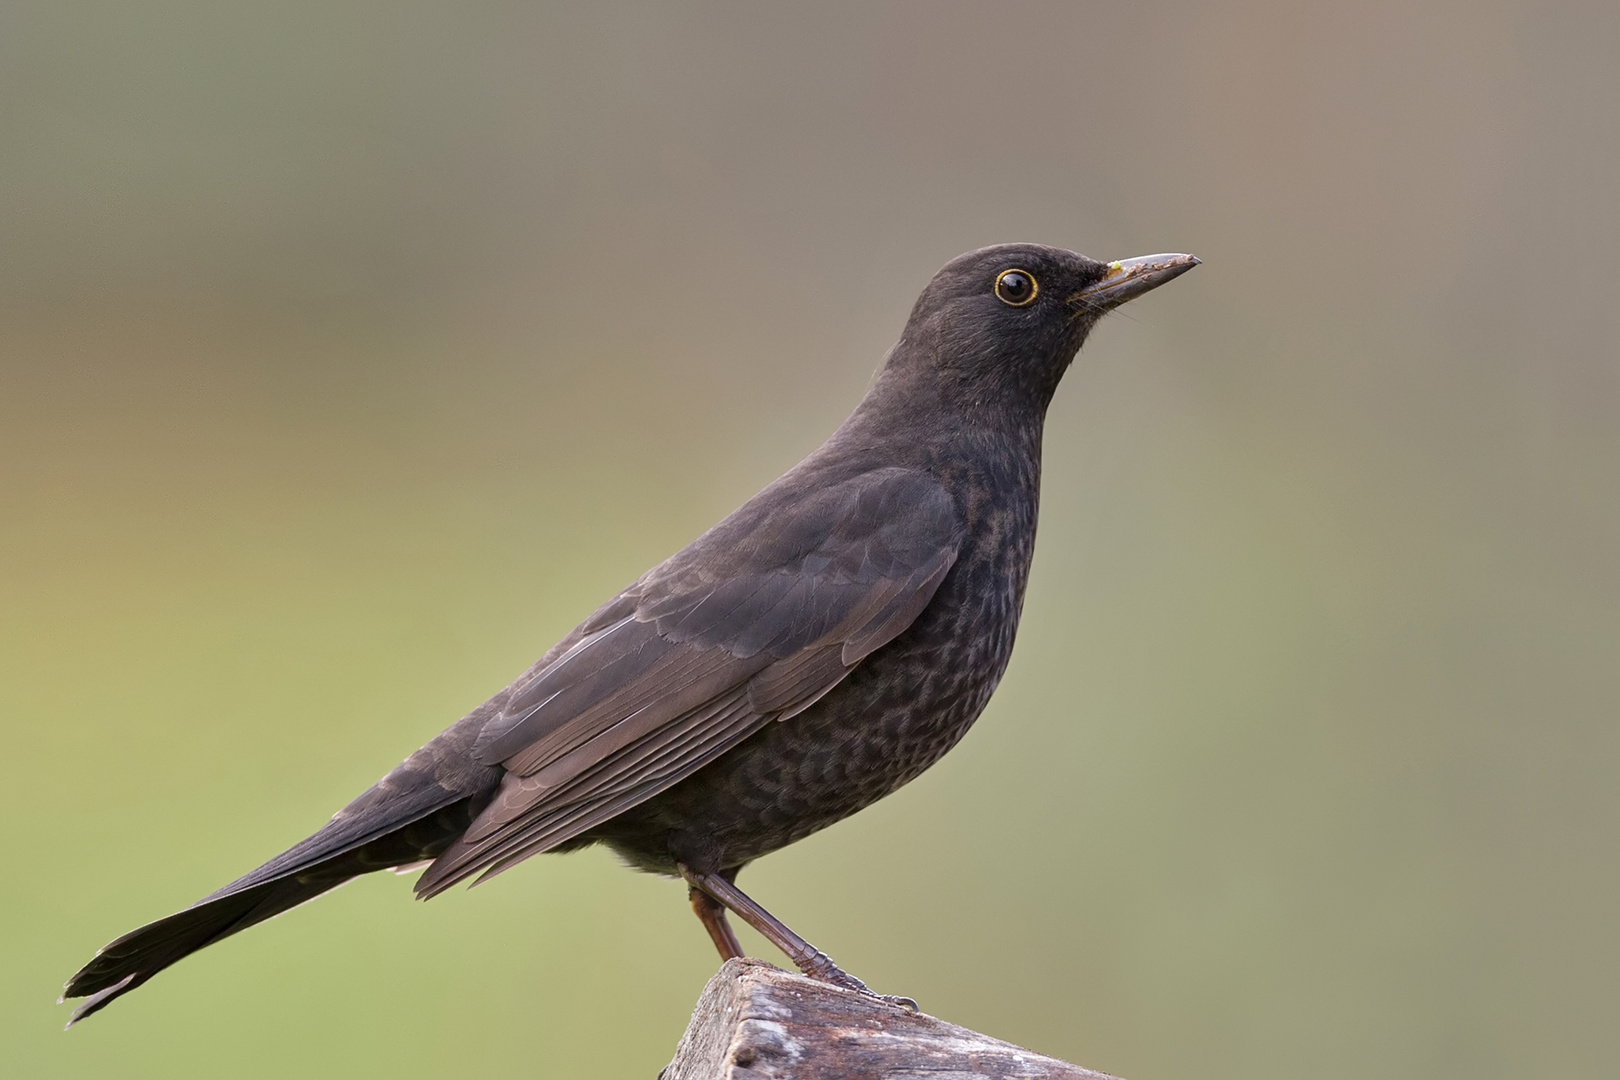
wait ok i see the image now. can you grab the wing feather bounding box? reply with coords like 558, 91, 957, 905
444, 691, 765, 891
415, 467, 962, 898
747, 644, 849, 716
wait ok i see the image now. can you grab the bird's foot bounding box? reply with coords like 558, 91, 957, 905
797, 951, 919, 1012
873, 990, 922, 1012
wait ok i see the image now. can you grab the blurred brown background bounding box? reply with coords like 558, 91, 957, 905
4, 3, 1616, 1077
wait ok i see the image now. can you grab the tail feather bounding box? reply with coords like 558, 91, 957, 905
64, 870, 349, 1025
63, 686, 509, 1025
63, 787, 489, 1025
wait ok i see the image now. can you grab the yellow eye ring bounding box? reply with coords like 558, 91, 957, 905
994, 268, 1039, 307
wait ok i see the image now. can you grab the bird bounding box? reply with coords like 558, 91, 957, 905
62, 243, 1198, 1025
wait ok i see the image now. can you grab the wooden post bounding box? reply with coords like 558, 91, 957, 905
663, 958, 1122, 1080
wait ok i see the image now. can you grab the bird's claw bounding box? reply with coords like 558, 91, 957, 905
875, 992, 921, 1012
810, 963, 919, 1012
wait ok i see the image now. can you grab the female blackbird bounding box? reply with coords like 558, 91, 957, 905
63, 244, 1197, 1023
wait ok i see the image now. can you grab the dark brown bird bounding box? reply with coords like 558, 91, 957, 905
62, 243, 1198, 1024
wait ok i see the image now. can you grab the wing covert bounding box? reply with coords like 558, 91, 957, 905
417, 467, 960, 896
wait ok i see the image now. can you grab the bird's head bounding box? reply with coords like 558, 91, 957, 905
888, 243, 1199, 415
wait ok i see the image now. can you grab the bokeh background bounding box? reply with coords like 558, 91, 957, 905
4, 3, 1617, 1077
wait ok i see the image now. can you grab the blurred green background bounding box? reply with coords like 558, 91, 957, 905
4, 2, 1617, 1077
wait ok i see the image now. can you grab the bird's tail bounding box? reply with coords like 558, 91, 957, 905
62, 764, 492, 1026
62, 856, 359, 1024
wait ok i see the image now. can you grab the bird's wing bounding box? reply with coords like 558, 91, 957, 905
415, 466, 961, 896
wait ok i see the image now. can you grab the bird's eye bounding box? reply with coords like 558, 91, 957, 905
994, 269, 1038, 307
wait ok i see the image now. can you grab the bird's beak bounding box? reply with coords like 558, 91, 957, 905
1069, 253, 1200, 312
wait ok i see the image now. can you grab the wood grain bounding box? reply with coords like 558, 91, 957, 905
664, 959, 1122, 1080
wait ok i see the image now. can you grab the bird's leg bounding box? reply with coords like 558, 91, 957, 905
688, 886, 745, 961
679, 864, 853, 988
678, 863, 918, 1011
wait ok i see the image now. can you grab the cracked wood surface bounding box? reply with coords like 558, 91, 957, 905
663, 958, 1121, 1080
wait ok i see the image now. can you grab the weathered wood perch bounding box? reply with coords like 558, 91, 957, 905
664, 958, 1121, 1080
